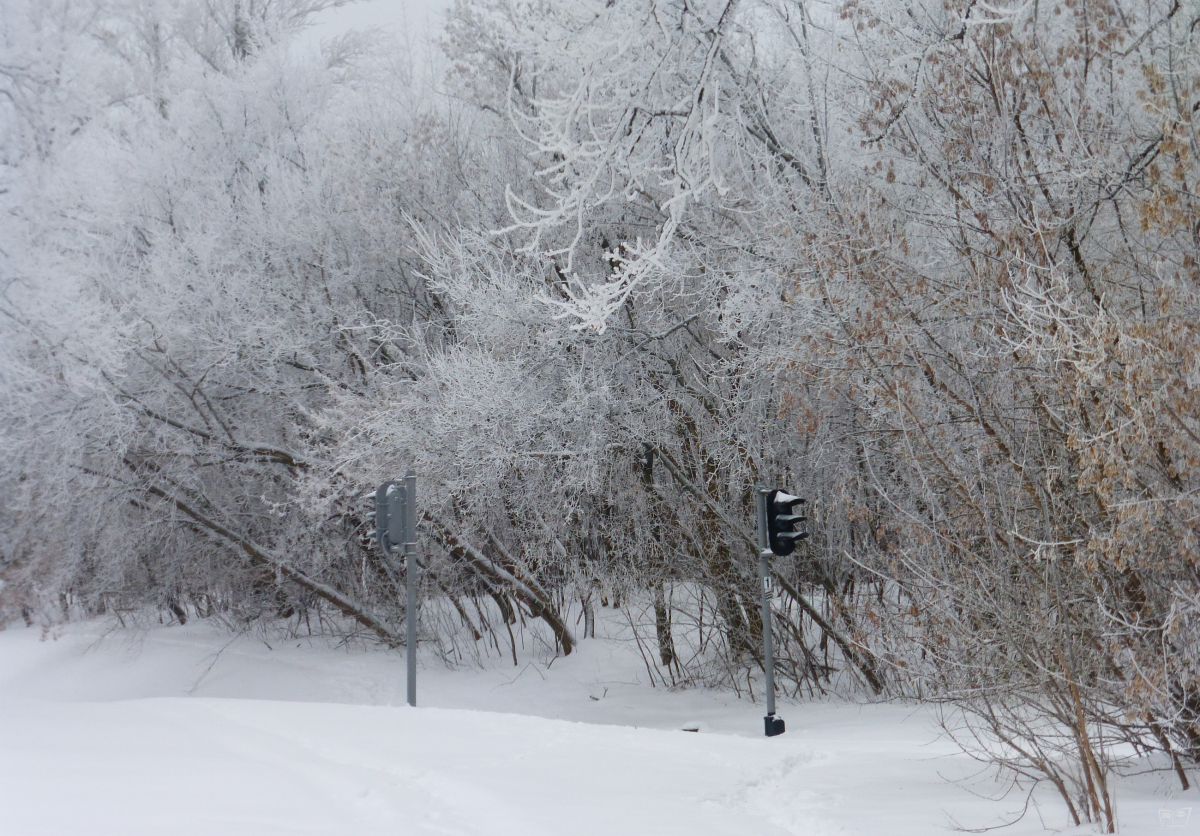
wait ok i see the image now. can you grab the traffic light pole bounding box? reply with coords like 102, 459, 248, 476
756, 485, 784, 736
374, 473, 420, 708
403, 470, 418, 708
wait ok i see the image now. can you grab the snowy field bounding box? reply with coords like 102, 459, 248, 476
0, 618, 1193, 836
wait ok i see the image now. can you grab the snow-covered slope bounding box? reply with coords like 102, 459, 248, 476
0, 620, 1192, 835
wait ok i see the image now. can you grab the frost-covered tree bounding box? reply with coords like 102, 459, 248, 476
1, 1, 1197, 827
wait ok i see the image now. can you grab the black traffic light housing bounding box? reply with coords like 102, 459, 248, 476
374, 481, 407, 553
766, 490, 808, 556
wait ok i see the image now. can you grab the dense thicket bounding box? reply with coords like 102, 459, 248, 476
1, 1, 1196, 828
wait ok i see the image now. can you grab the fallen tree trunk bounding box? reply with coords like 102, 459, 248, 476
140, 481, 403, 648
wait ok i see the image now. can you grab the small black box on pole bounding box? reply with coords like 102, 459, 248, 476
764, 714, 786, 737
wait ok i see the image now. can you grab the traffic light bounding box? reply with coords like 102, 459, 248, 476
374, 483, 391, 552
766, 490, 807, 556
374, 480, 407, 553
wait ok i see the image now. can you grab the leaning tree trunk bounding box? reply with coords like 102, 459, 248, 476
423, 513, 575, 656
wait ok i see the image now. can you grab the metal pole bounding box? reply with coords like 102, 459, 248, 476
756, 486, 776, 720
404, 470, 417, 708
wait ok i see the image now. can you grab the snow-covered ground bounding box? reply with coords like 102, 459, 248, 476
0, 617, 1193, 835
